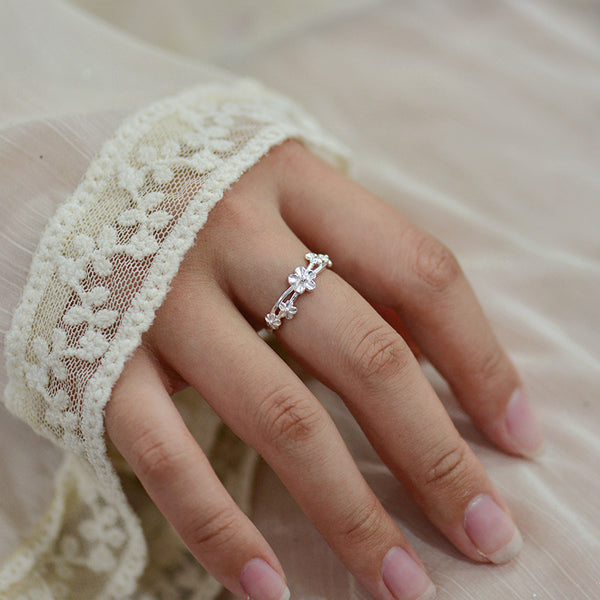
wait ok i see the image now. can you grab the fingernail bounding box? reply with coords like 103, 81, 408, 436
382, 546, 436, 600
505, 388, 545, 457
240, 558, 290, 600
464, 494, 523, 564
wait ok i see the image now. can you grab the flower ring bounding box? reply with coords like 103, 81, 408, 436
264, 252, 332, 331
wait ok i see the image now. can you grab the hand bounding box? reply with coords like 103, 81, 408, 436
105, 141, 544, 600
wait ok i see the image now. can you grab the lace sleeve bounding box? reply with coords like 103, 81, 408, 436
1, 79, 348, 600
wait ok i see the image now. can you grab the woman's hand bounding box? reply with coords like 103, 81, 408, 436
105, 141, 544, 600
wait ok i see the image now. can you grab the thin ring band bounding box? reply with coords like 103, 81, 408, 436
265, 252, 332, 330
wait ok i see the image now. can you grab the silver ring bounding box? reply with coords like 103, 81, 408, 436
265, 252, 332, 330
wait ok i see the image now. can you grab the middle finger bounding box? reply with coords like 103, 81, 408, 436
225, 215, 523, 566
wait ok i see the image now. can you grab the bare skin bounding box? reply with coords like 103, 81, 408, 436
106, 141, 544, 600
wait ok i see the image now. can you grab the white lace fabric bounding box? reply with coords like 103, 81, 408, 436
1, 79, 347, 599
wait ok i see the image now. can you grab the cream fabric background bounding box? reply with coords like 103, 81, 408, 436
1, 0, 599, 599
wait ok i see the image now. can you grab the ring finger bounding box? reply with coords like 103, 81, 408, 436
151, 281, 436, 600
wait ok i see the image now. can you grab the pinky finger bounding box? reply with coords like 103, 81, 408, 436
105, 347, 290, 600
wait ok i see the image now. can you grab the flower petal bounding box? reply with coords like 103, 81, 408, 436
138, 191, 165, 211
93, 309, 119, 329
92, 255, 113, 277
147, 210, 173, 231
117, 208, 145, 227
152, 164, 175, 185
86, 286, 110, 307
63, 305, 91, 326
124, 228, 159, 260
72, 329, 109, 361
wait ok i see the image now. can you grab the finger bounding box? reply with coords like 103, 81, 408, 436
106, 347, 290, 600
151, 281, 437, 600
213, 209, 522, 566
276, 143, 544, 458
370, 301, 423, 360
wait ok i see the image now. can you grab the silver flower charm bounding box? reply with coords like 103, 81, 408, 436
305, 252, 332, 267
278, 300, 298, 320
265, 312, 282, 330
288, 266, 317, 294
265, 251, 332, 332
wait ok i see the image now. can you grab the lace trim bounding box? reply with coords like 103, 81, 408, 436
2, 79, 348, 599
0, 455, 145, 600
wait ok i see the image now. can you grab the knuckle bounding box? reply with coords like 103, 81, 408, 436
213, 193, 259, 234
183, 505, 240, 552
423, 439, 472, 491
476, 345, 507, 386
349, 321, 410, 383
131, 426, 183, 486
268, 139, 308, 172
336, 495, 386, 549
258, 384, 324, 447
411, 233, 462, 293
267, 140, 316, 196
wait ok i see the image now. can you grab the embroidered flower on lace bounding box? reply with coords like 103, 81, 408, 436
44, 390, 72, 426
75, 227, 118, 278
137, 141, 180, 185
48, 478, 130, 580
57, 254, 88, 289
63, 297, 117, 330
82, 511, 129, 573
118, 192, 174, 260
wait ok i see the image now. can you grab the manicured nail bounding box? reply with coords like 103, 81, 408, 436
382, 546, 436, 600
240, 558, 290, 600
505, 388, 545, 457
464, 494, 523, 564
